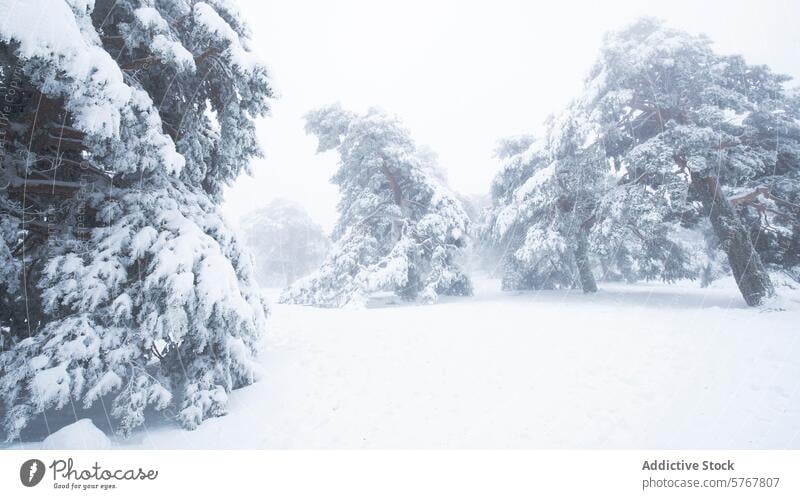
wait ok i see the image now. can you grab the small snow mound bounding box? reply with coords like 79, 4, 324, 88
760, 294, 790, 313
42, 419, 111, 450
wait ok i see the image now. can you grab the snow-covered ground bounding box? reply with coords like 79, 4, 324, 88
7, 277, 800, 449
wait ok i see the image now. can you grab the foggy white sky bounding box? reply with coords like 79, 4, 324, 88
222, 0, 800, 231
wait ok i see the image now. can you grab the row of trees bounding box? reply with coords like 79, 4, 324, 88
0, 0, 271, 440
259, 19, 798, 311
265, 19, 798, 310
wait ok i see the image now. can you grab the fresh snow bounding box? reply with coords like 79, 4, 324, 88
42, 419, 111, 450
0, 0, 185, 174
8, 277, 800, 449
193, 2, 252, 71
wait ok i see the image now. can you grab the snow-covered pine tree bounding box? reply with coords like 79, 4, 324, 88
0, 0, 271, 440
582, 18, 800, 305
485, 19, 799, 303
240, 199, 330, 287
483, 103, 697, 293
730, 90, 800, 283
482, 135, 553, 290
456, 191, 494, 275
484, 137, 573, 291
281, 105, 472, 307
483, 115, 606, 292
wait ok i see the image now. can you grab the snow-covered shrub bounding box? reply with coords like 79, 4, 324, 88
41, 418, 112, 450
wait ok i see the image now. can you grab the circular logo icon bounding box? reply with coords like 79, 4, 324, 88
20, 459, 45, 487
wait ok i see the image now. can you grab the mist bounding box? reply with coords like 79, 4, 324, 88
222, 0, 800, 231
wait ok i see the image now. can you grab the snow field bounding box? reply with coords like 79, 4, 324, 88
21, 278, 791, 450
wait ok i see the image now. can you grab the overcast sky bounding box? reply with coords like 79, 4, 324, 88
222, 0, 800, 231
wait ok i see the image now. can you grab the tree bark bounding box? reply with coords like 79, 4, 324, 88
574, 226, 598, 293
691, 172, 774, 306
381, 164, 407, 241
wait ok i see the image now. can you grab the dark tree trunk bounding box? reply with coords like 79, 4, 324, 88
575, 227, 598, 293
381, 164, 408, 242
691, 173, 774, 306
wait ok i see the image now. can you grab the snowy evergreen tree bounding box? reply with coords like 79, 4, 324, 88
240, 199, 329, 287
484, 110, 610, 292
484, 138, 573, 291
484, 105, 697, 292
485, 19, 799, 305
730, 91, 800, 283
0, 0, 271, 440
581, 18, 800, 305
457, 192, 494, 274
281, 105, 472, 307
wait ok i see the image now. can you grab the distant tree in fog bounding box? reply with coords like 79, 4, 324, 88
241, 200, 330, 287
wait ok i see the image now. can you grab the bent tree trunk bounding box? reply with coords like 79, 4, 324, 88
692, 173, 774, 306
574, 227, 598, 293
